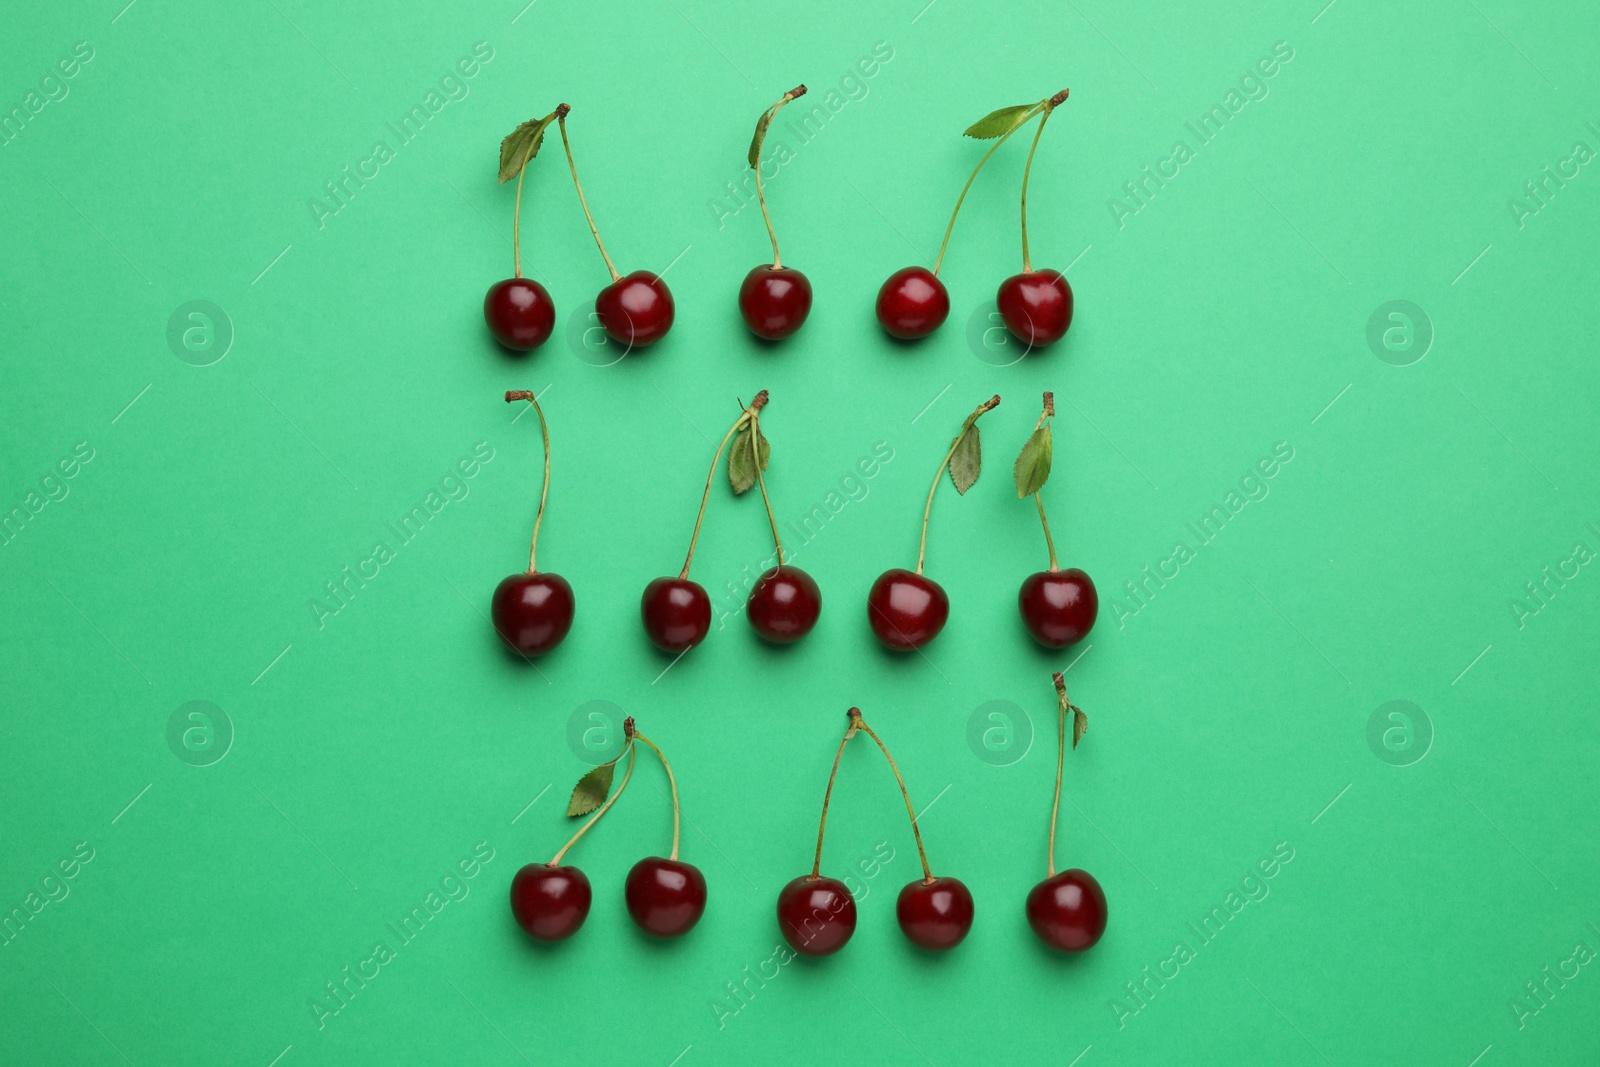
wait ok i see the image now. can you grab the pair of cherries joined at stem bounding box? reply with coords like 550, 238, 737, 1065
510, 718, 706, 941
641, 390, 821, 654
877, 90, 1074, 349
867, 392, 1097, 652
485, 104, 674, 354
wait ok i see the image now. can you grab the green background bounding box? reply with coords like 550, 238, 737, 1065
3, 0, 1597, 1063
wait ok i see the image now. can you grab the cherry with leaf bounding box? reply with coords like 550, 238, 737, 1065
1025, 674, 1106, 953
739, 85, 814, 341
491, 390, 575, 656
867, 396, 1000, 650
1014, 391, 1097, 647
485, 109, 562, 351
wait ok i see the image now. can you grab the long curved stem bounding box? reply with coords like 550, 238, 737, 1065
549, 742, 636, 867
854, 717, 933, 883
1018, 108, 1054, 273
750, 412, 785, 567
633, 732, 680, 861
932, 104, 1043, 276
754, 85, 806, 269
505, 390, 551, 572
557, 107, 621, 283
915, 395, 1000, 575
512, 145, 534, 279
1047, 672, 1067, 877
811, 710, 861, 878
680, 392, 768, 579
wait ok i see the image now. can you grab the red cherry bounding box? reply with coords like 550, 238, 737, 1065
624, 856, 707, 938
739, 266, 812, 340
491, 572, 575, 656
896, 877, 974, 951
1026, 868, 1106, 952
641, 577, 711, 653
1018, 568, 1096, 648
776, 875, 857, 957
509, 863, 591, 941
595, 270, 674, 348
747, 565, 821, 644
875, 266, 950, 340
867, 568, 949, 650
484, 278, 556, 351
996, 270, 1072, 347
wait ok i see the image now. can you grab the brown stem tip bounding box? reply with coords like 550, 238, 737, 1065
1052, 671, 1066, 694
788, 84, 808, 98
1049, 89, 1070, 108
750, 389, 770, 412
505, 389, 534, 403
555, 102, 571, 119
624, 716, 636, 739
1042, 391, 1055, 417
847, 706, 862, 721
979, 394, 1002, 414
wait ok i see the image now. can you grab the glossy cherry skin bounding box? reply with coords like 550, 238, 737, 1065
509, 863, 591, 942
484, 277, 556, 351
625, 857, 707, 938
595, 270, 674, 348
491, 572, 575, 656
896, 877, 974, 951
997, 270, 1072, 347
641, 576, 711, 653
867, 568, 950, 650
739, 265, 812, 340
1026, 868, 1107, 953
875, 266, 950, 340
1019, 568, 1097, 648
747, 565, 821, 643
777, 875, 857, 957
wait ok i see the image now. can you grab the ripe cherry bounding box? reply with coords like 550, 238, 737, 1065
875, 266, 949, 340
641, 577, 711, 654
1027, 869, 1106, 952
595, 271, 675, 349
997, 270, 1072, 348
897, 877, 975, 951
625, 857, 707, 939
492, 391, 573, 657
484, 278, 556, 351
867, 568, 948, 651
747, 565, 821, 643
740, 266, 812, 340
777, 875, 857, 957
1019, 568, 1096, 648
509, 863, 591, 942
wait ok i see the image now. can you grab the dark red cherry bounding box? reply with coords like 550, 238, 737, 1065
595, 270, 674, 348
996, 270, 1072, 348
484, 277, 556, 351
1026, 868, 1106, 953
739, 265, 812, 340
509, 863, 591, 942
641, 576, 711, 654
896, 877, 974, 951
776, 875, 857, 957
1018, 568, 1097, 648
624, 856, 707, 938
875, 266, 950, 340
866, 568, 949, 651
491, 572, 575, 656
747, 565, 821, 643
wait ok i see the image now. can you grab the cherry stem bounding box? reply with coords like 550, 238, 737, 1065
556, 106, 621, 283
633, 731, 680, 862
1033, 392, 1058, 572
916, 395, 1000, 575
1019, 91, 1066, 273
549, 738, 636, 867
504, 390, 551, 573
1047, 672, 1068, 877
680, 391, 769, 579
750, 411, 786, 567
511, 109, 557, 279
932, 101, 1046, 276
853, 715, 934, 884
811, 708, 861, 879
754, 85, 806, 269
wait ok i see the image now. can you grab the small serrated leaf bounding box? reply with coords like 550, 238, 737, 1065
748, 108, 775, 169
567, 762, 614, 816
498, 114, 556, 184
1071, 704, 1088, 749
1013, 425, 1053, 498
727, 420, 770, 495
964, 104, 1035, 140
949, 425, 982, 495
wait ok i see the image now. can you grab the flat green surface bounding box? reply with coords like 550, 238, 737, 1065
3, 0, 1598, 1063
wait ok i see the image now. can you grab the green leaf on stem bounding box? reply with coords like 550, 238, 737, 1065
949, 425, 982, 495
566, 761, 614, 816
1071, 703, 1088, 749
964, 104, 1035, 140
1013, 425, 1053, 498
728, 421, 770, 495
748, 107, 776, 169
498, 113, 556, 184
